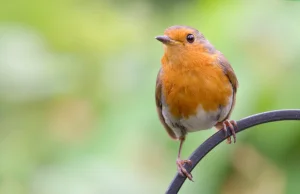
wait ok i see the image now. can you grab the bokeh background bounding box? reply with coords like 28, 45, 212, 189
1, 0, 300, 193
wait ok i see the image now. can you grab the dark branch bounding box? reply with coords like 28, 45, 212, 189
166, 109, 300, 194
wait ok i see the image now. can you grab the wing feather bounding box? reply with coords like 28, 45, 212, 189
155, 69, 177, 139
218, 52, 238, 120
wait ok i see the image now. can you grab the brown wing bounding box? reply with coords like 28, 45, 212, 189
217, 51, 238, 120
155, 69, 177, 140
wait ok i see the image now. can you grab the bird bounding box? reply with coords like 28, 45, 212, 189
155, 25, 238, 181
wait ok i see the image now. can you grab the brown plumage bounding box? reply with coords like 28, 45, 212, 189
155, 25, 238, 180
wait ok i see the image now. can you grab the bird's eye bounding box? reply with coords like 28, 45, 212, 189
186, 34, 194, 43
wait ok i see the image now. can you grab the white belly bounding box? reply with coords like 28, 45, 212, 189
180, 106, 221, 131
162, 94, 233, 138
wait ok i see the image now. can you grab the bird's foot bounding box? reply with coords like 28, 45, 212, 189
222, 120, 237, 144
176, 158, 193, 181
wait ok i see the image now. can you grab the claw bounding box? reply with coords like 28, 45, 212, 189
222, 120, 238, 144
222, 122, 230, 143
176, 159, 193, 181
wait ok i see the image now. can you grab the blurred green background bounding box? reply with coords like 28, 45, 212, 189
1, 0, 300, 193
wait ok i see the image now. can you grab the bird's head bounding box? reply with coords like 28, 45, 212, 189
155, 26, 216, 62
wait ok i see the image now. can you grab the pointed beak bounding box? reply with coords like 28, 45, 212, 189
155, 35, 179, 45
155, 35, 171, 44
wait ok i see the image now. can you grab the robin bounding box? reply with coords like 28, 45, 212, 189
155, 25, 238, 181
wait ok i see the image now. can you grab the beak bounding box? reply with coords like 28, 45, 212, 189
155, 35, 178, 45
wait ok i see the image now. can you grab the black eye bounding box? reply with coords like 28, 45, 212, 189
186, 34, 194, 43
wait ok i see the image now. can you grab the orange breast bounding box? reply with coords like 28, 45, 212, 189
161, 53, 232, 118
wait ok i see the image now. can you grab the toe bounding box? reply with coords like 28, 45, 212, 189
232, 120, 238, 128
183, 159, 192, 165
222, 123, 227, 137
187, 160, 192, 165
229, 120, 237, 143
176, 159, 194, 181
222, 120, 237, 144
177, 167, 184, 177
227, 121, 235, 131
181, 167, 193, 181
226, 137, 232, 144
231, 129, 236, 143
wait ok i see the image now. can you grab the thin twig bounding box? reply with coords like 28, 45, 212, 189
166, 109, 300, 194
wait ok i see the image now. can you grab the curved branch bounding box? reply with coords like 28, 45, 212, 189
166, 109, 300, 194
